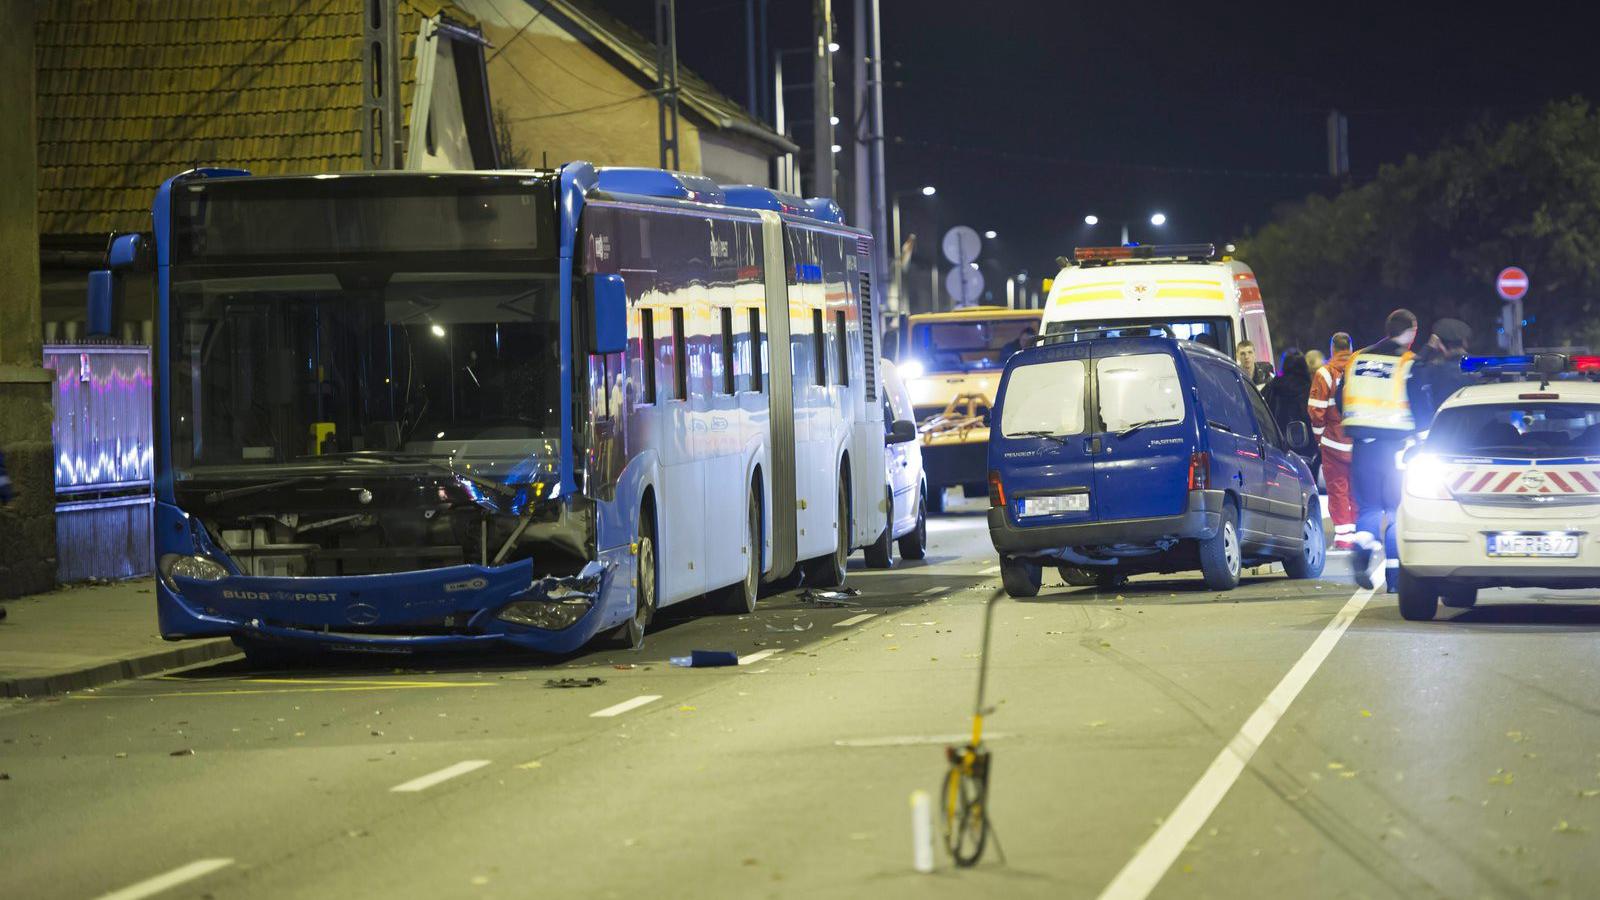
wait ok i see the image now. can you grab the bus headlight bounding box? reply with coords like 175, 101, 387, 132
497, 562, 604, 630
1403, 454, 1452, 500
158, 553, 229, 591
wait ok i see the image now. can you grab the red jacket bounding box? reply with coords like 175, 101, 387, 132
1308, 350, 1352, 460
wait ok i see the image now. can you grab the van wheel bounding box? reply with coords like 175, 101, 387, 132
1397, 567, 1439, 621
864, 486, 895, 569
1283, 498, 1326, 579
714, 491, 762, 613
1198, 499, 1242, 591
1000, 556, 1042, 598
898, 485, 928, 560
1440, 585, 1478, 609
804, 476, 850, 588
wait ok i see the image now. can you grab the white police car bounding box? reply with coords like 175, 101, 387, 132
1397, 353, 1600, 620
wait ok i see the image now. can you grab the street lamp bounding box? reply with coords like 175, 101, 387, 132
1083, 214, 1099, 226
1150, 212, 1167, 226
983, 229, 997, 239
891, 185, 938, 316
1083, 211, 1169, 246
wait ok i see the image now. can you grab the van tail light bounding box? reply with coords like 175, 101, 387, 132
988, 470, 1006, 507
1188, 451, 1210, 490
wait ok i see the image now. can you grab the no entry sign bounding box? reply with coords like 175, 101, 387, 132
1497, 266, 1529, 301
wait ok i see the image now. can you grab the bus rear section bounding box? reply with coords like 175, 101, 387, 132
1039, 244, 1273, 365
891, 307, 1041, 511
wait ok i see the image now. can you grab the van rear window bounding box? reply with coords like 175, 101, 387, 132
1098, 353, 1185, 433
1001, 359, 1087, 437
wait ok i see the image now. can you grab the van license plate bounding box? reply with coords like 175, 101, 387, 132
1021, 494, 1088, 517
1486, 532, 1580, 557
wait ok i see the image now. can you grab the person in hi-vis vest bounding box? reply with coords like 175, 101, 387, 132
1338, 309, 1419, 591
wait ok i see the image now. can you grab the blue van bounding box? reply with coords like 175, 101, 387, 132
986, 330, 1324, 596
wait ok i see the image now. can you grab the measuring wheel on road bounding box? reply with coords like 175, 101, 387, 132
941, 589, 1005, 868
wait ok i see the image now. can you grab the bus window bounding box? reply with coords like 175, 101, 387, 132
640, 308, 657, 404
835, 310, 849, 386
749, 308, 763, 393
672, 307, 688, 400
813, 308, 827, 386
719, 307, 735, 395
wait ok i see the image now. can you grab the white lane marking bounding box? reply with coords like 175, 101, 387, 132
96, 858, 234, 900
1096, 586, 1376, 900
834, 733, 1009, 748
916, 587, 945, 597
739, 649, 780, 665
833, 613, 879, 627
390, 759, 492, 793
590, 694, 662, 718
978, 565, 1000, 575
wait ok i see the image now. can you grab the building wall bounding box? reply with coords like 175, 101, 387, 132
469, 1, 705, 173
699, 132, 772, 187
0, 0, 58, 595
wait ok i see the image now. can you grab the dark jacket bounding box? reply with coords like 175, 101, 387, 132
1409, 350, 1473, 432
1263, 369, 1313, 452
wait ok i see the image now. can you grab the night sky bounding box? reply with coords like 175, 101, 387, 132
595, 0, 1600, 297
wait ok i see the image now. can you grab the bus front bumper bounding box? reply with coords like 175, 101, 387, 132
155, 547, 635, 656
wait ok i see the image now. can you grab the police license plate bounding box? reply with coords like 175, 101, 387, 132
1021, 493, 1088, 517
1486, 532, 1580, 558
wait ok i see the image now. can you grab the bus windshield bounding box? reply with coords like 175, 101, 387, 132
169, 269, 563, 478
910, 317, 1039, 372
166, 176, 562, 481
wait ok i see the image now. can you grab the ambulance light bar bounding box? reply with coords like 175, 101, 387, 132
1460, 353, 1600, 374
1068, 243, 1217, 264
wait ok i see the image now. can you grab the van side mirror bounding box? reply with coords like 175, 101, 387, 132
87, 232, 150, 337
1284, 420, 1310, 449
589, 273, 628, 354
887, 419, 917, 444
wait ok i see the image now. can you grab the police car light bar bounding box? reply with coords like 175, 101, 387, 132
1460, 353, 1600, 374
1070, 243, 1217, 263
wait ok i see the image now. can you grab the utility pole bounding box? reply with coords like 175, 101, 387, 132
362, 0, 403, 168
866, 0, 890, 314
1326, 109, 1349, 177
655, 0, 680, 170
812, 0, 835, 199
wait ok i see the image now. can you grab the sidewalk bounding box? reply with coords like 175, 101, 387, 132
0, 578, 238, 698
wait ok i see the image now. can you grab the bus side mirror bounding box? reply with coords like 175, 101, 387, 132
87, 233, 149, 337
589, 273, 628, 354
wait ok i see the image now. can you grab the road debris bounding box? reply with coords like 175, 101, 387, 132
799, 587, 861, 607
546, 677, 606, 688
765, 622, 813, 633
669, 650, 739, 668
169, 748, 193, 756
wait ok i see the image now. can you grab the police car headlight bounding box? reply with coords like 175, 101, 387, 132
158, 553, 228, 591
1403, 454, 1452, 500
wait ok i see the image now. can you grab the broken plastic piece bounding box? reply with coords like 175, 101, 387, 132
668, 650, 739, 667
545, 676, 606, 688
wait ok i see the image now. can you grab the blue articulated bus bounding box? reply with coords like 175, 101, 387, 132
89, 163, 886, 658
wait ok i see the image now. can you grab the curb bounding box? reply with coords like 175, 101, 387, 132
0, 638, 241, 699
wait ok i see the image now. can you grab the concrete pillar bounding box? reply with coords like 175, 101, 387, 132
0, 1, 58, 596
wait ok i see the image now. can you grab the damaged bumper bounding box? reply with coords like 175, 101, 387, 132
157, 557, 619, 655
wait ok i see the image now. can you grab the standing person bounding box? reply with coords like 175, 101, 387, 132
1236, 339, 1273, 389
1409, 318, 1474, 433
1305, 348, 1325, 376
1263, 348, 1314, 459
1309, 332, 1356, 548
1340, 309, 1420, 591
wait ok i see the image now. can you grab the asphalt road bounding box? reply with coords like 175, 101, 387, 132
4, 508, 1600, 899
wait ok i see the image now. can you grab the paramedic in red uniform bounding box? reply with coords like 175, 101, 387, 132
1308, 332, 1356, 549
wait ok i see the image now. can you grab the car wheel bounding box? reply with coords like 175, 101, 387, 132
1000, 555, 1042, 598
804, 476, 850, 587
898, 485, 928, 560
1198, 498, 1242, 591
1440, 585, 1478, 609
1283, 497, 1326, 579
606, 513, 658, 648
864, 486, 895, 569
1397, 567, 1438, 621
714, 490, 762, 613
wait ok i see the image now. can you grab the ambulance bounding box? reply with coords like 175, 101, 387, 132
1040, 243, 1273, 363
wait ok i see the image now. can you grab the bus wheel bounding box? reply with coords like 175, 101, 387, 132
715, 491, 762, 614
898, 483, 928, 561
805, 477, 850, 587
607, 514, 657, 649
864, 486, 895, 569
